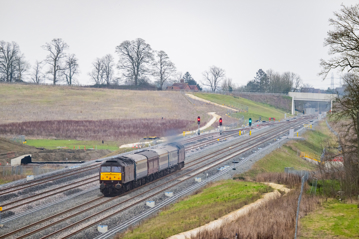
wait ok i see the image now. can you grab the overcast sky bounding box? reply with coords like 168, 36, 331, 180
1, 0, 357, 89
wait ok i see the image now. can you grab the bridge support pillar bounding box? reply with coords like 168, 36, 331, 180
291, 96, 295, 115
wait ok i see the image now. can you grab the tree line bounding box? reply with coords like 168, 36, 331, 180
0, 37, 321, 94
0, 38, 227, 90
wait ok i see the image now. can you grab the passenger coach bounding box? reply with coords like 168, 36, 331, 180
99, 142, 185, 196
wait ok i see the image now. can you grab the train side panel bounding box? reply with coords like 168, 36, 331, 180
119, 157, 135, 183
162, 145, 179, 167
151, 148, 169, 171
126, 154, 148, 180
136, 150, 159, 175
169, 142, 185, 165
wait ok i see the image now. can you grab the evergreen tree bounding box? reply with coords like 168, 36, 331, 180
183, 71, 202, 90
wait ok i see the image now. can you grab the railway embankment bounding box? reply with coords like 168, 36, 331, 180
0, 116, 315, 238
114, 118, 339, 239
240, 120, 335, 180
118, 180, 273, 239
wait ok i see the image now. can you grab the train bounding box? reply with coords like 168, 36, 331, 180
99, 142, 185, 196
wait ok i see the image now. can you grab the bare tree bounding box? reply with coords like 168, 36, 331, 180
89, 58, 105, 85
152, 50, 176, 89
329, 73, 359, 197
174, 71, 183, 82
31, 61, 44, 84
102, 54, 115, 85
300, 83, 314, 92
291, 73, 302, 92
221, 78, 234, 92
319, 4, 359, 79
115, 38, 153, 86
202, 66, 225, 92
42, 38, 68, 85
0, 41, 20, 82
15, 53, 30, 82
62, 54, 79, 85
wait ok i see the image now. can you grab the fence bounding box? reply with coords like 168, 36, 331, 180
1, 165, 64, 177
326, 120, 340, 140
285, 167, 310, 178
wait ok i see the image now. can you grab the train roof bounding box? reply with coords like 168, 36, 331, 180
125, 154, 147, 163
150, 148, 168, 155
135, 150, 158, 160
160, 144, 178, 152
168, 142, 184, 149
101, 156, 134, 166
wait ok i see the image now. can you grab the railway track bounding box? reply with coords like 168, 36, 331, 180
0, 117, 313, 239
0, 164, 100, 196
0, 117, 310, 216
185, 117, 309, 150
57, 117, 312, 238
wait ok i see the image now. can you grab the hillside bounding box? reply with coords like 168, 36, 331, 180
232, 92, 292, 112
193, 93, 288, 122
0, 84, 223, 124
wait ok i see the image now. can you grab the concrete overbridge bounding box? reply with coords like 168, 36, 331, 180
288, 92, 336, 115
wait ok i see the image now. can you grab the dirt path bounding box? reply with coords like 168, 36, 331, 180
186, 94, 238, 112
184, 112, 221, 133
168, 182, 290, 239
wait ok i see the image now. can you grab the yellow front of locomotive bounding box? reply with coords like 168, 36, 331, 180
100, 165, 122, 182
99, 163, 123, 196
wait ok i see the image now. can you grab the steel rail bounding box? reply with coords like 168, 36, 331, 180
1, 177, 98, 211
39, 118, 311, 239
3, 117, 312, 239
0, 164, 100, 196
58, 118, 311, 239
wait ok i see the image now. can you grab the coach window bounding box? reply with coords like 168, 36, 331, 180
101, 166, 111, 172
112, 166, 121, 172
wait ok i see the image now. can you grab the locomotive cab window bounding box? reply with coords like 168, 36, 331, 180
112, 166, 121, 172
101, 166, 111, 172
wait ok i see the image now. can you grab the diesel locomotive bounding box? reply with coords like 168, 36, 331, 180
99, 142, 185, 196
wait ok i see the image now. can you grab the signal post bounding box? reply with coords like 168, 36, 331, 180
249, 118, 252, 136
219, 118, 223, 135
197, 116, 200, 135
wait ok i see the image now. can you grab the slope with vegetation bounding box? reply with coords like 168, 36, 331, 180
232, 92, 292, 112
241, 121, 333, 179
118, 180, 271, 239
0, 84, 231, 143
193, 92, 288, 122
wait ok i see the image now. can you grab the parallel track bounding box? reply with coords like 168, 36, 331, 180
0, 117, 312, 239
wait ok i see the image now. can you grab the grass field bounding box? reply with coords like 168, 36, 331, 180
241, 145, 316, 179
193, 93, 288, 122
0, 84, 226, 124
119, 180, 271, 239
300, 200, 359, 238
26, 139, 120, 150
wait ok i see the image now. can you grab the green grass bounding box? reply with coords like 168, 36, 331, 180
120, 180, 272, 239
194, 93, 288, 122
291, 121, 338, 159
242, 145, 316, 179
241, 121, 336, 179
300, 200, 359, 238
26, 139, 120, 150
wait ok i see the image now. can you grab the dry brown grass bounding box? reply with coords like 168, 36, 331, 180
0, 174, 25, 184
192, 187, 319, 239
0, 83, 228, 124
256, 172, 303, 188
